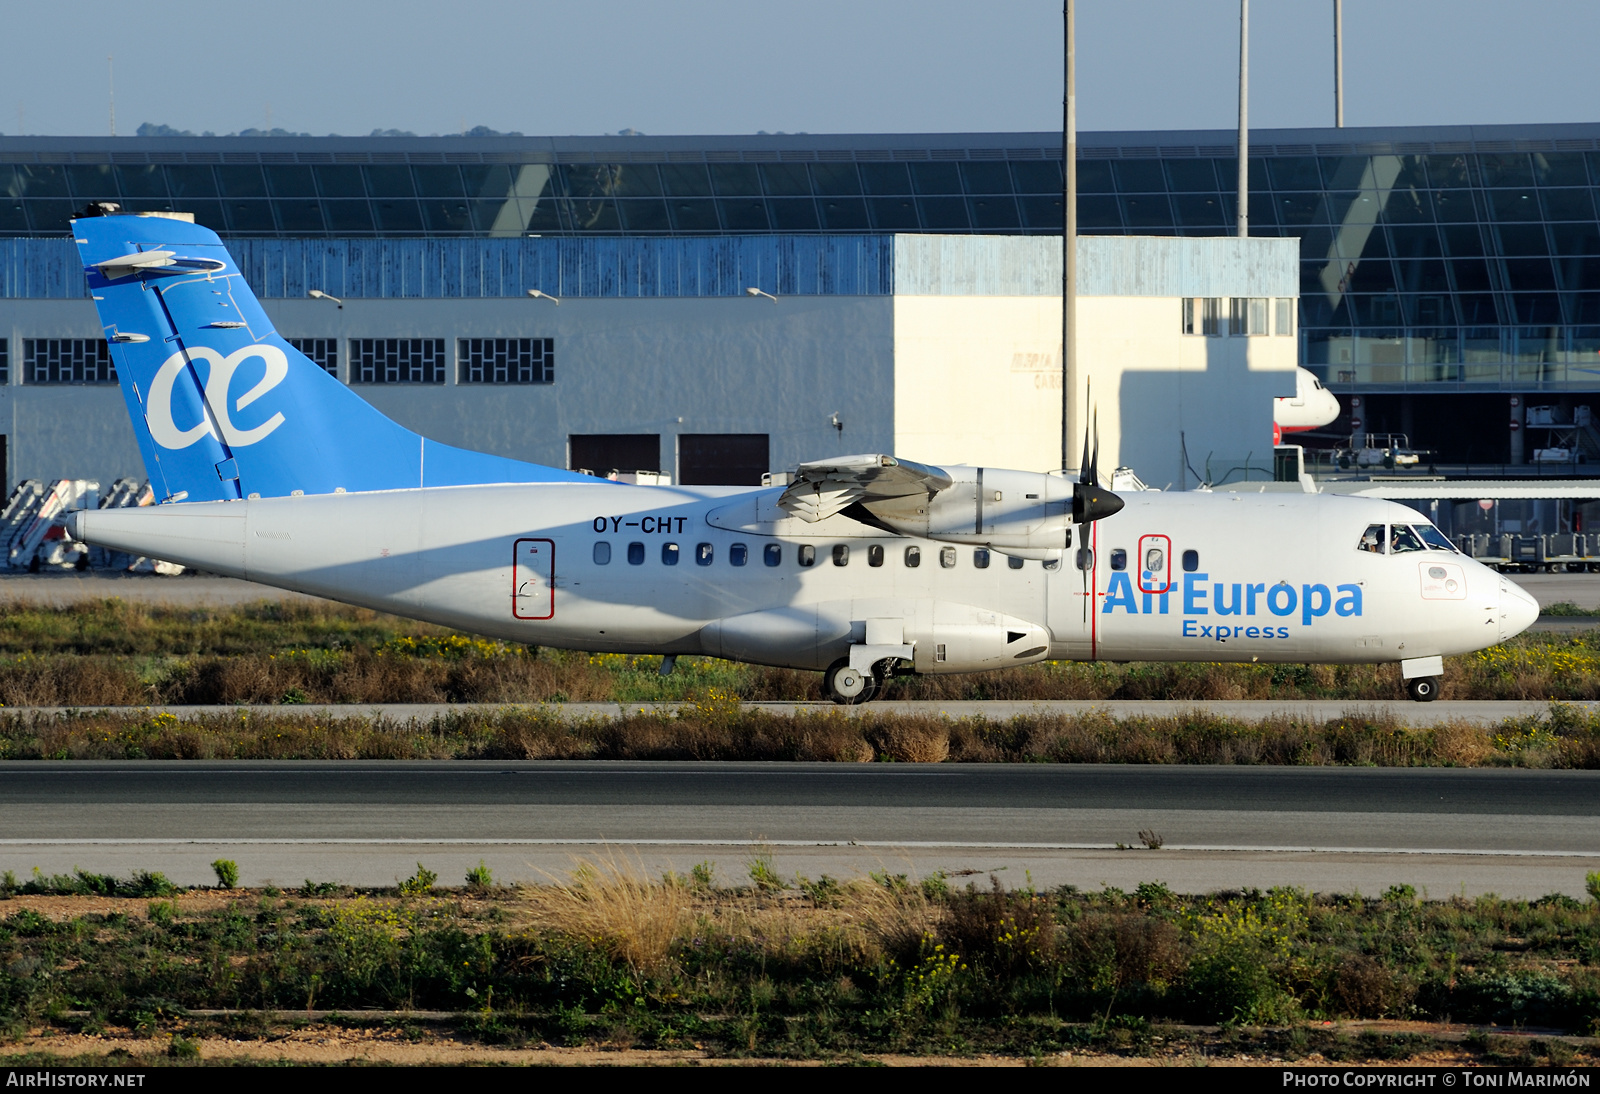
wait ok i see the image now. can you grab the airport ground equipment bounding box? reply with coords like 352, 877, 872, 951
1455, 532, 1600, 572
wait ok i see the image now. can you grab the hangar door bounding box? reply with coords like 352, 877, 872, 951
569, 434, 660, 476
678, 433, 769, 486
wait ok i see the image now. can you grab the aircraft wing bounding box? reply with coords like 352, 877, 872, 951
777, 454, 953, 522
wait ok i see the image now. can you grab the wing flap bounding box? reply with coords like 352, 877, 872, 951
777, 454, 953, 523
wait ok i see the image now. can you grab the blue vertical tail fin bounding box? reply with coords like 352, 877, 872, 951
72, 211, 586, 502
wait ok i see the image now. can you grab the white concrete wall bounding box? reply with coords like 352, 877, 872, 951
891, 295, 1064, 471
1079, 296, 1298, 488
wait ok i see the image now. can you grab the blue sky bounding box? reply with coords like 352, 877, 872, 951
6, 1, 1596, 137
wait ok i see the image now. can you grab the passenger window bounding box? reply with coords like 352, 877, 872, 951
1043, 557, 1061, 571
1076, 548, 1094, 571
799, 544, 816, 567
832, 544, 849, 566
1007, 554, 1024, 569
695, 542, 713, 566
1357, 524, 1385, 554
1390, 525, 1427, 554
1144, 546, 1164, 572
627, 542, 645, 565
904, 545, 921, 568
973, 548, 990, 569
593, 541, 611, 565
868, 544, 884, 567
764, 543, 782, 567
939, 546, 957, 568
1181, 549, 1199, 572
662, 542, 680, 565
730, 543, 748, 566
1110, 548, 1127, 571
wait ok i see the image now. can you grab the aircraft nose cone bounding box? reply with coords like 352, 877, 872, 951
1499, 577, 1540, 641
1073, 483, 1125, 525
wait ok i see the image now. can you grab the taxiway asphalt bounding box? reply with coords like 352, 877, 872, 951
4, 762, 1595, 898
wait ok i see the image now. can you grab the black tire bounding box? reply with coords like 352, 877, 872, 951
822, 658, 874, 705
1406, 675, 1440, 702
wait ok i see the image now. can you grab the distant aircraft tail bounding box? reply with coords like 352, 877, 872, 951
72, 210, 586, 503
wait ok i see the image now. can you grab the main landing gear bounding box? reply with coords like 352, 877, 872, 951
1406, 676, 1440, 702
823, 657, 898, 705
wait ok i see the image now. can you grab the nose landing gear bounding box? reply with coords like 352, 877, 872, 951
1405, 675, 1440, 702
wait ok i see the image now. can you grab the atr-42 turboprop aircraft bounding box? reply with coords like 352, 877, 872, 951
66, 210, 1538, 703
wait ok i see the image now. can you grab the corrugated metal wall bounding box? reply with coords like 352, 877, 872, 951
0, 236, 894, 300
892, 234, 1299, 298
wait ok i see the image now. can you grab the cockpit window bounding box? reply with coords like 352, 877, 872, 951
1390, 525, 1427, 554
1357, 524, 1384, 553
1413, 524, 1457, 552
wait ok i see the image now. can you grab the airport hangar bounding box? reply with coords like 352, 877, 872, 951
3, 121, 1595, 505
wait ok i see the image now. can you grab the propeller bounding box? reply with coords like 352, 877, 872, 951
1072, 392, 1124, 528
1068, 383, 1127, 624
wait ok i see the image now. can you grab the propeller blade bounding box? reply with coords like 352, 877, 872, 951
1078, 378, 1092, 484
1089, 407, 1100, 486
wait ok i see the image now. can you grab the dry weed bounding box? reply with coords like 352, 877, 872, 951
519, 855, 690, 978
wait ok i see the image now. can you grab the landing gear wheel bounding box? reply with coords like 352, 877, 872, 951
1406, 675, 1440, 702
823, 659, 875, 705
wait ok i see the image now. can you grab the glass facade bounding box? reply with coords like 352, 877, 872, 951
6, 126, 1600, 391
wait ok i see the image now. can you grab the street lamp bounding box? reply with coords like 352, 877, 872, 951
527, 289, 561, 305
745, 287, 777, 303
307, 289, 343, 309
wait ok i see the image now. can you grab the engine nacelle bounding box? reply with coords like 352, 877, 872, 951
863, 467, 1076, 550
698, 598, 1052, 673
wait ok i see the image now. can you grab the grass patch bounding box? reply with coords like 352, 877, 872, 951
0, 702, 1597, 766
2, 872, 1598, 1062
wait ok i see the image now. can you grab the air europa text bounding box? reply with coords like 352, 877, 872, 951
1103, 571, 1362, 624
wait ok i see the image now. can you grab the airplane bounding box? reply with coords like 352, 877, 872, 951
1273, 367, 1342, 444
65, 209, 1539, 705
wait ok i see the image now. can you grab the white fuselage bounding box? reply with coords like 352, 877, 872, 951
71, 482, 1536, 673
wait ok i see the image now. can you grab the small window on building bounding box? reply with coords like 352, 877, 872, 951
1076, 548, 1094, 571
1275, 298, 1293, 336
1229, 297, 1268, 336
627, 542, 645, 565
0, 338, 7, 385
662, 542, 680, 565
868, 544, 884, 567
1182, 297, 1197, 335
904, 545, 921, 568
25, 339, 114, 384
939, 546, 957, 568
832, 544, 849, 566
350, 338, 446, 384
764, 543, 782, 567
288, 338, 338, 378
593, 541, 611, 565
1201, 297, 1222, 336
1007, 554, 1024, 569
695, 542, 714, 566
1110, 548, 1127, 571
973, 548, 990, 569
1357, 524, 1384, 553
730, 543, 749, 566
1182, 549, 1199, 572
798, 544, 816, 567
457, 338, 554, 384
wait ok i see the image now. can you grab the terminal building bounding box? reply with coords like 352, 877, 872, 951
0, 122, 1594, 492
